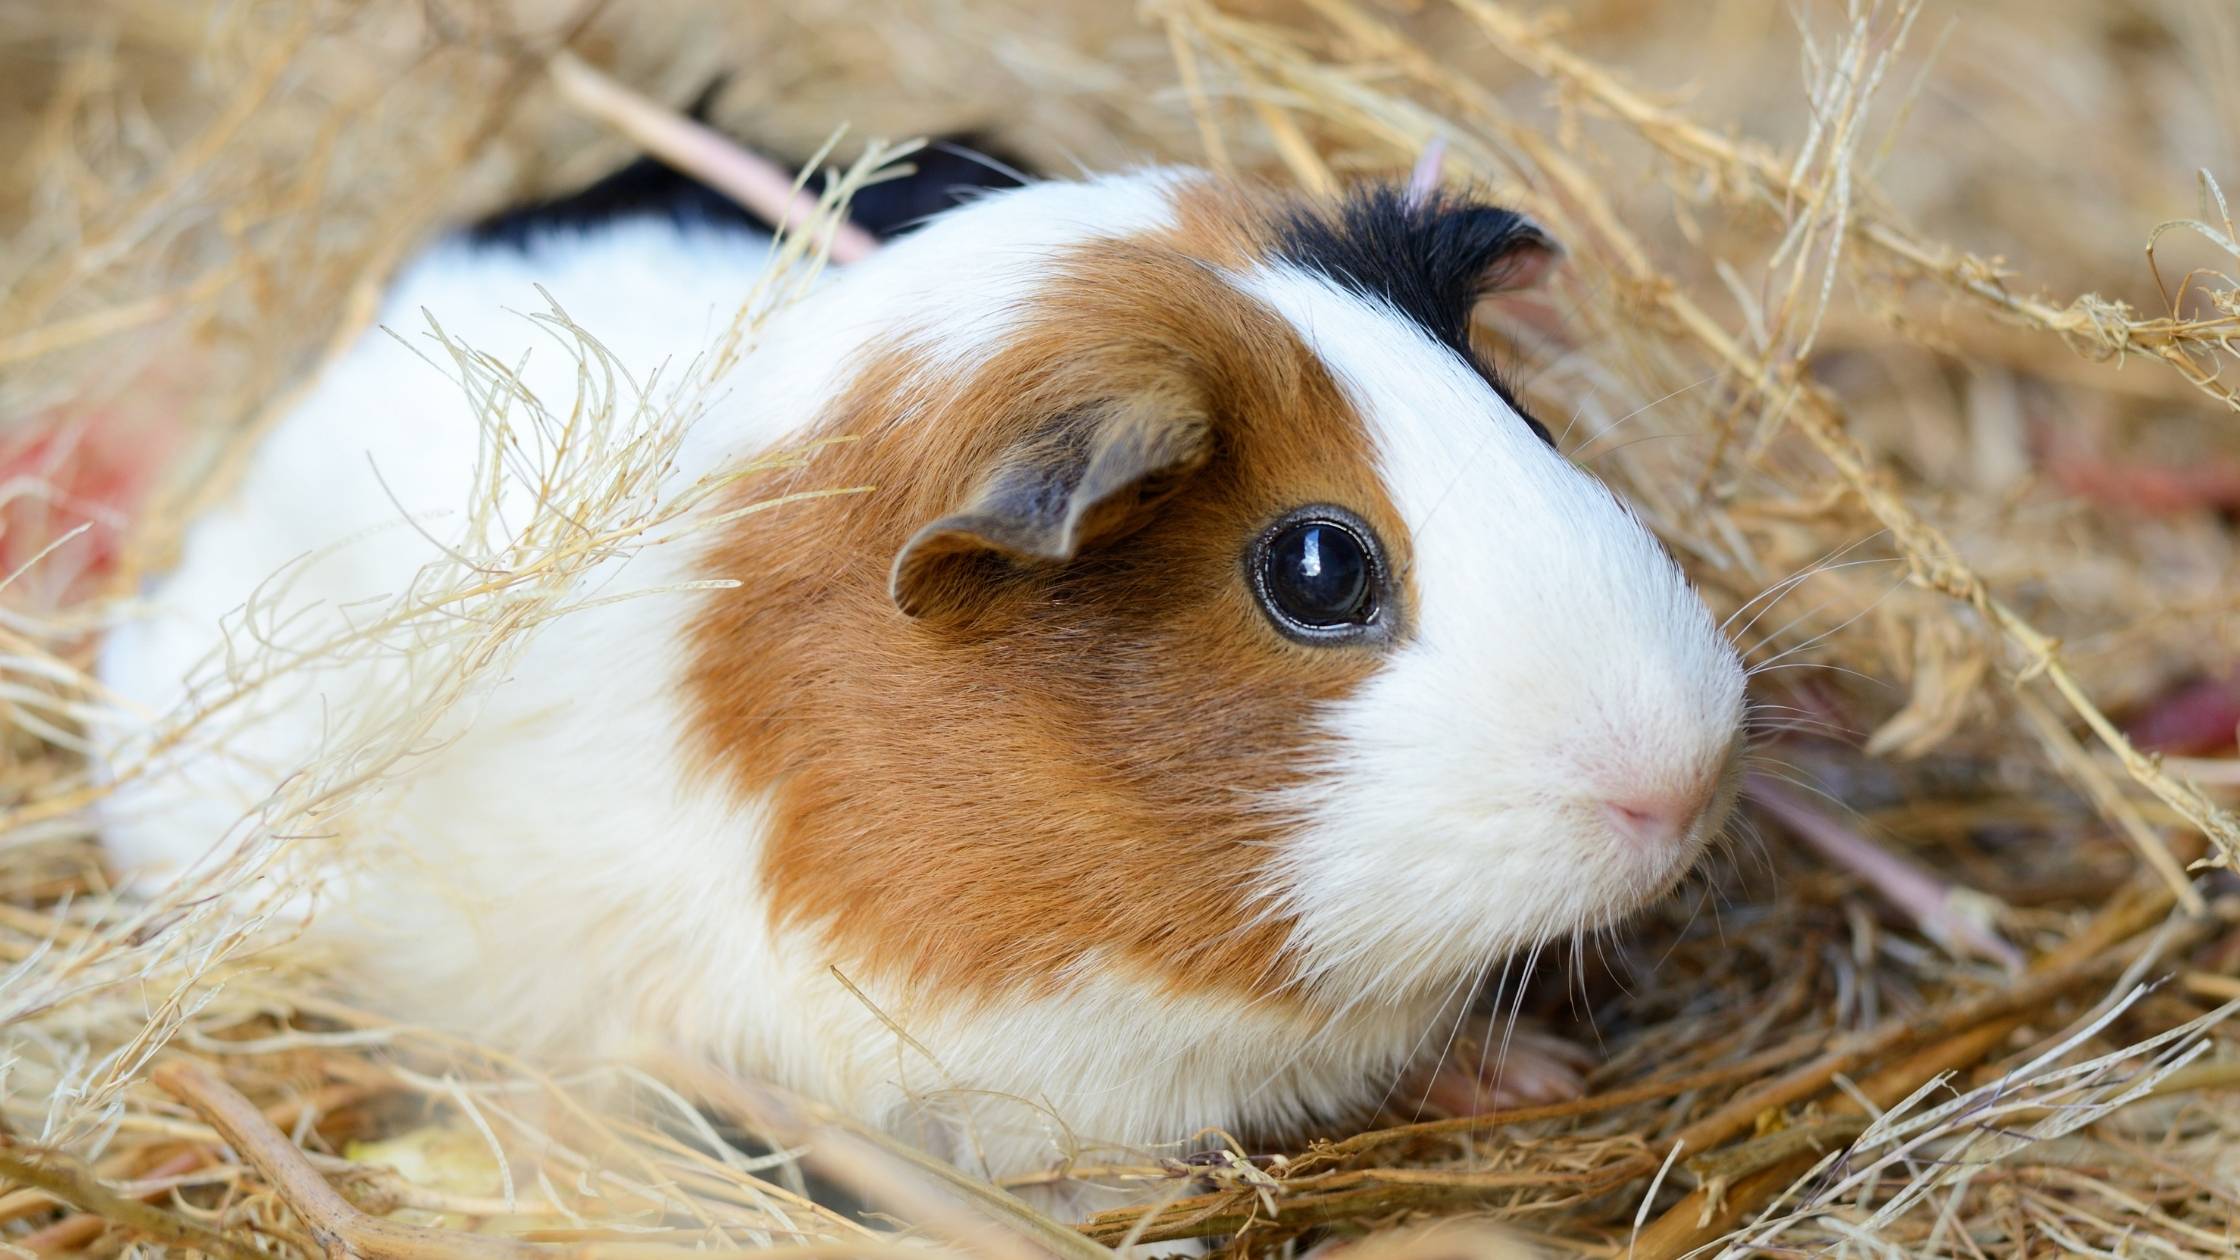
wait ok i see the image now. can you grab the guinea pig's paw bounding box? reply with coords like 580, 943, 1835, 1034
1406, 1024, 1595, 1116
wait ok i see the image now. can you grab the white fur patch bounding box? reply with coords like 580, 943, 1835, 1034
678, 166, 1190, 470
1233, 264, 1746, 1003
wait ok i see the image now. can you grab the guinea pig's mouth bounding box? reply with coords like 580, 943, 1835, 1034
1595, 730, 1745, 841
1592, 737, 1748, 913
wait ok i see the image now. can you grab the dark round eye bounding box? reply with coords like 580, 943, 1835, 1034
1250, 508, 1386, 642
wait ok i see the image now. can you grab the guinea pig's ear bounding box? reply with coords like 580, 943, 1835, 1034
1480, 217, 1561, 294
889, 396, 1212, 622
1404, 142, 1559, 292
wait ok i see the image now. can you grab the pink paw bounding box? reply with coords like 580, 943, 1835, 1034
1407, 1024, 1594, 1116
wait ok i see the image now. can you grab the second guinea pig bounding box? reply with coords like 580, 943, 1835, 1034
97, 161, 1747, 1206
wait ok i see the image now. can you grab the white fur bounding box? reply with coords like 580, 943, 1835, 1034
1236, 265, 1745, 1005
97, 169, 1741, 1197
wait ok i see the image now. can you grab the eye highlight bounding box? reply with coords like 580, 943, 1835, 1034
1249, 506, 1390, 644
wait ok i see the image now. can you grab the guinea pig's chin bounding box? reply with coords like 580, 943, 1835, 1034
1598, 811, 1717, 918
1557, 809, 1713, 928
1269, 793, 1727, 1004
1568, 745, 1746, 925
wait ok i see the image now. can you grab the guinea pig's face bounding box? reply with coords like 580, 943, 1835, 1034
688, 174, 1745, 1010
1234, 248, 1747, 1001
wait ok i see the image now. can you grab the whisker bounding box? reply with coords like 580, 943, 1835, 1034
1718, 531, 1892, 638
1492, 935, 1550, 1100
1744, 716, 1855, 739
1582, 430, 1696, 466
1399, 966, 1489, 1124
1746, 660, 1890, 687
1740, 566, 1907, 665
1655, 882, 1711, 970
1568, 930, 1608, 1058
1564, 372, 1720, 461
1468, 951, 1522, 1120
1743, 763, 1857, 816
1409, 425, 1502, 554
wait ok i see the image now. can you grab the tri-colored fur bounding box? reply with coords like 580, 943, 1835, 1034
688, 236, 1410, 1003
98, 168, 1746, 1200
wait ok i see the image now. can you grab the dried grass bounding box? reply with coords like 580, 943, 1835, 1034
4, 1, 2238, 1257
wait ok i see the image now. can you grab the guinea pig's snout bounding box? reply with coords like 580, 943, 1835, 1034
1601, 782, 1715, 849
1590, 734, 1743, 852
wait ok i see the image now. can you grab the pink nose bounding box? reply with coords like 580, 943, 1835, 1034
1603, 792, 1703, 848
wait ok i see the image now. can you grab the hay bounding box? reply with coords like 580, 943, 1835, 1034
4, 1, 2238, 1256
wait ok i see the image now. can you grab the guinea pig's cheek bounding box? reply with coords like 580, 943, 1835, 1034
1263, 661, 1537, 981
1267, 636, 1723, 1002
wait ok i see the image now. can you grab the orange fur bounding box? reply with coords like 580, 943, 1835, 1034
683, 233, 1413, 1007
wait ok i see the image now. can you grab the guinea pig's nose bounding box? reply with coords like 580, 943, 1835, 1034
1602, 786, 1710, 848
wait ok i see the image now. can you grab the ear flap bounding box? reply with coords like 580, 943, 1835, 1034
890, 396, 1213, 622
1404, 140, 1560, 293
1481, 219, 1560, 293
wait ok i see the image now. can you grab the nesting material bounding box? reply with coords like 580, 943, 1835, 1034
3, 1, 2238, 1257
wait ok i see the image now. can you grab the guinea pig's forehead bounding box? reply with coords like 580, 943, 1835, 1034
1223, 262, 1552, 489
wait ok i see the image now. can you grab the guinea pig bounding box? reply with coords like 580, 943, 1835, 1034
96, 161, 1747, 1207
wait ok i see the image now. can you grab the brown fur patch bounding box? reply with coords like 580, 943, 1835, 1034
682, 224, 1411, 1007
1163, 177, 1287, 266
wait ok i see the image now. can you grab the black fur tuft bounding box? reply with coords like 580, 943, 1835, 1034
467, 77, 755, 249
466, 154, 759, 248
1275, 185, 1554, 443
467, 76, 1031, 252
843, 138, 1028, 238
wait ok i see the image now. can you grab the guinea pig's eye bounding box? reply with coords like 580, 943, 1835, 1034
1249, 507, 1389, 643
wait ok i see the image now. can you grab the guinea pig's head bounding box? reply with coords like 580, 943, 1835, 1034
687, 171, 1746, 1011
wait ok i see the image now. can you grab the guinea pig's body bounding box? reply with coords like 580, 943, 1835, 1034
98, 166, 1745, 1194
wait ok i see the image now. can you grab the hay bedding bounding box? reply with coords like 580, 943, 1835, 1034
3, 0, 2239, 1255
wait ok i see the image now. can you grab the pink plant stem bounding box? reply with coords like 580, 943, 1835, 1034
548, 52, 880, 263
1746, 772, 2025, 970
